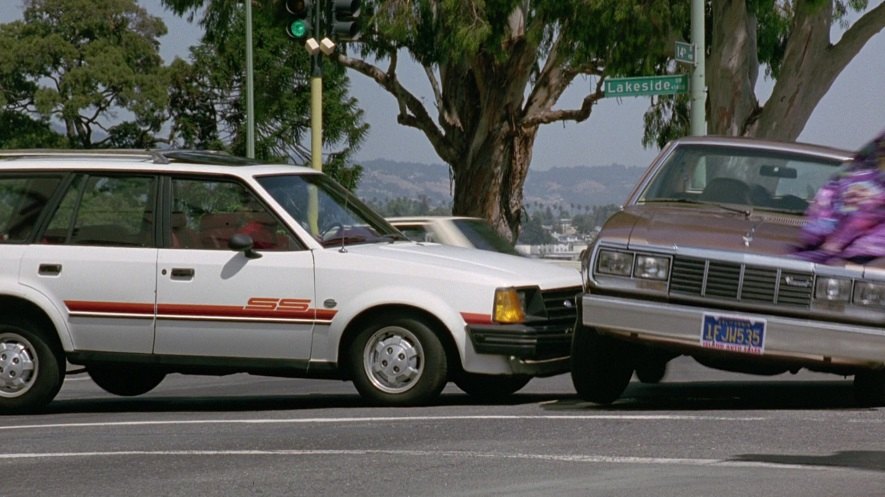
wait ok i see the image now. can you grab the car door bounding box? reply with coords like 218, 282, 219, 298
153, 175, 316, 362
19, 173, 159, 354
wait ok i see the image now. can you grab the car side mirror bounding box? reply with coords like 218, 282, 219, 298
229, 233, 262, 259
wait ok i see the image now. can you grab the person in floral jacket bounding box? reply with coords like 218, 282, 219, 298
794, 130, 885, 264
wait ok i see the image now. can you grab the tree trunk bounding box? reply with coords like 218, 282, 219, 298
710, 0, 885, 141
451, 120, 538, 242
707, 0, 760, 136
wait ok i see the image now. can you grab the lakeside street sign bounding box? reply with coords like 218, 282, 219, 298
675, 41, 695, 64
603, 75, 689, 98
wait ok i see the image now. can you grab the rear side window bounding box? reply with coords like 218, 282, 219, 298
42, 174, 156, 247
0, 175, 63, 243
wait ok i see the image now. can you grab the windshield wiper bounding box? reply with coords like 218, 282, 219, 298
642, 197, 752, 217
381, 233, 409, 243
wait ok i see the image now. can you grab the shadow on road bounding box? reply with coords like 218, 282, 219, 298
33, 391, 566, 416
731, 450, 885, 473
22, 378, 872, 415
545, 379, 870, 411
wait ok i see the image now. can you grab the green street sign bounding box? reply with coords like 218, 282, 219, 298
603, 75, 689, 98
675, 41, 695, 64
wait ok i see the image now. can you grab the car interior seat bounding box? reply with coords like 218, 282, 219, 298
699, 177, 751, 204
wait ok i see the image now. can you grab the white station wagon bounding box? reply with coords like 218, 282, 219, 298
0, 150, 581, 412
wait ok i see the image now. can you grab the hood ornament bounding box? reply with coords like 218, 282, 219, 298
742, 219, 763, 247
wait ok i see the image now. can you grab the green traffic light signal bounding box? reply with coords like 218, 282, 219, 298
285, 0, 312, 40
288, 19, 308, 38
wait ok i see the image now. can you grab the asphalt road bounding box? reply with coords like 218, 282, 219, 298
2, 357, 883, 497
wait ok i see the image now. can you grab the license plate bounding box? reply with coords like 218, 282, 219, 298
700, 313, 766, 355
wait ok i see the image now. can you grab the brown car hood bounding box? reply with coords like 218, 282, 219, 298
608, 204, 804, 256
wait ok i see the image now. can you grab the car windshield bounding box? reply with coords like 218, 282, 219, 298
451, 218, 521, 255
638, 145, 845, 214
257, 173, 403, 247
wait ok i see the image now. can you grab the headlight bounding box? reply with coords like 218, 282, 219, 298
596, 250, 633, 276
854, 281, 885, 307
633, 255, 670, 280
815, 277, 852, 302
493, 287, 526, 324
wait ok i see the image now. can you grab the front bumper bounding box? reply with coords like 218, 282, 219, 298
583, 294, 885, 369
466, 322, 575, 377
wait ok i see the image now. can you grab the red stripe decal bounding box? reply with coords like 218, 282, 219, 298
65, 300, 336, 321
65, 301, 154, 315
461, 312, 493, 325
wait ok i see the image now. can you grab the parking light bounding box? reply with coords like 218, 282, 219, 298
493, 288, 526, 324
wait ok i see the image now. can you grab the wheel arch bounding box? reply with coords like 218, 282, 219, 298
0, 295, 67, 355
336, 304, 461, 381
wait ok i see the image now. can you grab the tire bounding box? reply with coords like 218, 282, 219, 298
349, 316, 447, 406
0, 322, 64, 413
455, 373, 531, 400
570, 327, 634, 404
87, 365, 166, 397
853, 370, 885, 407
635, 359, 667, 384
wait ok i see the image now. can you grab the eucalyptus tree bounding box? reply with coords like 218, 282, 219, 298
335, 1, 678, 240
644, 0, 885, 147
0, 0, 169, 148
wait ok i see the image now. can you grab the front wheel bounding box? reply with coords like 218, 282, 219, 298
853, 370, 885, 407
455, 373, 531, 400
570, 327, 634, 404
0, 323, 64, 413
348, 316, 447, 406
87, 365, 166, 396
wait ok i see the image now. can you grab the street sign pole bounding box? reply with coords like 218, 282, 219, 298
690, 0, 706, 136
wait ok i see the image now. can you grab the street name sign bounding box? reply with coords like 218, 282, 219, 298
675, 41, 695, 64
603, 75, 689, 98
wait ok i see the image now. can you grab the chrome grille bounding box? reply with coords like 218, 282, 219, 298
541, 287, 581, 322
670, 256, 812, 307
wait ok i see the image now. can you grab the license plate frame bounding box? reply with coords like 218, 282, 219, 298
700, 313, 766, 355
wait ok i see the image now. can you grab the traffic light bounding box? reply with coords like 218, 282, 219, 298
285, 0, 313, 40
331, 0, 361, 41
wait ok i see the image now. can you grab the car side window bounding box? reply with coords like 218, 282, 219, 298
42, 174, 156, 247
0, 174, 63, 243
170, 177, 298, 251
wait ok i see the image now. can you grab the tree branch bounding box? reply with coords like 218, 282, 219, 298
829, 0, 885, 63
522, 76, 605, 127
335, 52, 457, 163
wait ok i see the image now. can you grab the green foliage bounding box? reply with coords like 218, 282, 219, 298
163, 0, 368, 189
517, 213, 554, 245
0, 0, 169, 148
642, 94, 689, 149
0, 111, 66, 148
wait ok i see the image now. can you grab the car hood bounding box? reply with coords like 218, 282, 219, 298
322, 241, 581, 289
610, 204, 804, 256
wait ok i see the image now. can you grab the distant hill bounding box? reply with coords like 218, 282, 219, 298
354, 159, 645, 210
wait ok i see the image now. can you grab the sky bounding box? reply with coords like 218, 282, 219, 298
1, 0, 883, 170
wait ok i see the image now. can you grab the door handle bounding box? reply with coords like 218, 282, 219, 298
170, 268, 195, 279
38, 263, 62, 275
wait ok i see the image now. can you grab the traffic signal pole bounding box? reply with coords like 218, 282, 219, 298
308, 1, 323, 172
